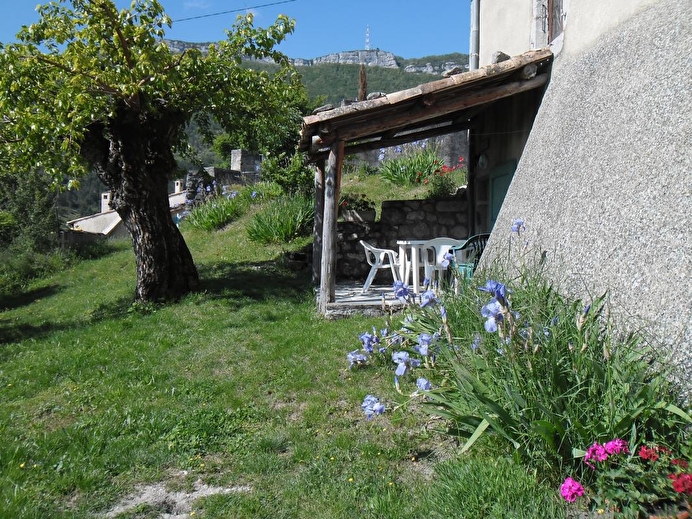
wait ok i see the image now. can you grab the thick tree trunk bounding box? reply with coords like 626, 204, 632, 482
81, 102, 200, 303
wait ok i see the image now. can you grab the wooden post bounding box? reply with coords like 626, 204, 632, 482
312, 158, 325, 285
319, 141, 344, 314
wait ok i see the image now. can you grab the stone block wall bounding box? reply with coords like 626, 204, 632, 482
336, 190, 469, 283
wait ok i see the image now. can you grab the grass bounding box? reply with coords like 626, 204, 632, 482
0, 209, 450, 518
0, 183, 592, 518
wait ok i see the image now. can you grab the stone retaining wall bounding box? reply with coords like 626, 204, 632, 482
336, 189, 469, 283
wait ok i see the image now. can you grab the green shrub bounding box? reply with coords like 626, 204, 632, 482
184, 194, 248, 231
260, 151, 315, 195
0, 243, 74, 295
237, 181, 283, 203
246, 195, 314, 244
423, 280, 690, 479
425, 455, 567, 518
379, 145, 441, 185
423, 169, 459, 199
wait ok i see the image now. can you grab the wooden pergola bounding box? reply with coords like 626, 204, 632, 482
298, 48, 553, 313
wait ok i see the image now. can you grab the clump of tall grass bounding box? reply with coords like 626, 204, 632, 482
379, 144, 443, 185
183, 182, 282, 231
246, 194, 314, 244
184, 194, 248, 231
425, 455, 568, 518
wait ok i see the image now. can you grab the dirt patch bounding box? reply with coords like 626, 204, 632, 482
103, 472, 251, 518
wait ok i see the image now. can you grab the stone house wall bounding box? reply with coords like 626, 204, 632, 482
336, 190, 469, 283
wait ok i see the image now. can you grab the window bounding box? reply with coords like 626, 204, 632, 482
548, 0, 564, 42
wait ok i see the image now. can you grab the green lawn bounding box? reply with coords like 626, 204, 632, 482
0, 216, 447, 518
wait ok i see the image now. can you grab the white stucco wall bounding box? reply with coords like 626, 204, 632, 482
479, 0, 656, 64
479, 1, 532, 65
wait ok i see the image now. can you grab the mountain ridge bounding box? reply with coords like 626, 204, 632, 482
165, 40, 468, 76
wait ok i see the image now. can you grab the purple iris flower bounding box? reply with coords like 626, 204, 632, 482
470, 333, 481, 351
511, 218, 525, 234
478, 280, 509, 306
416, 333, 433, 356
361, 395, 385, 419
359, 332, 378, 354
416, 377, 433, 391
393, 280, 410, 300
440, 252, 455, 269
347, 350, 368, 368
392, 350, 420, 376
481, 298, 504, 333
420, 290, 437, 308
392, 351, 410, 376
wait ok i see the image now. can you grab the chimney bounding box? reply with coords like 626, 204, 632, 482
101, 192, 111, 213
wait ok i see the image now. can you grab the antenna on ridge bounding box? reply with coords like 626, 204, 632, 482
365, 24, 370, 50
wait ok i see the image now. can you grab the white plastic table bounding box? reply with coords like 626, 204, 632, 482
396, 239, 429, 293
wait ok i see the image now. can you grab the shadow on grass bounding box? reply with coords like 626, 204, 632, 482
0, 284, 63, 311
197, 258, 313, 306
0, 257, 314, 345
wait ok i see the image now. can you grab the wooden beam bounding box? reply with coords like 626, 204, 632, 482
308, 120, 474, 162
319, 74, 549, 146
312, 158, 325, 285
318, 141, 344, 314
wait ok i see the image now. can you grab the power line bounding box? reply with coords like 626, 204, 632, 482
172, 0, 297, 23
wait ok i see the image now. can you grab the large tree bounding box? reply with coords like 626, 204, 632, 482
0, 0, 305, 302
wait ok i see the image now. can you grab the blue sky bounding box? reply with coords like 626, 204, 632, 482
0, 1, 471, 59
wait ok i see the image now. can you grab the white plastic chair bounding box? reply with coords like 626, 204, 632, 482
422, 237, 466, 287
359, 240, 401, 293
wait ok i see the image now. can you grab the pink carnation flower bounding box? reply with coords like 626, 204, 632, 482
584, 442, 609, 468
604, 438, 629, 455
560, 477, 585, 502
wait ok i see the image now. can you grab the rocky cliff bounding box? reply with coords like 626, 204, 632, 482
165, 40, 467, 76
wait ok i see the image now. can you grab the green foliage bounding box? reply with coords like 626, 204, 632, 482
338, 192, 376, 211
164, 406, 255, 456
183, 183, 282, 231
246, 194, 314, 244
260, 151, 315, 195
184, 194, 248, 231
424, 170, 459, 199
0, 210, 17, 244
245, 61, 440, 105
0, 169, 59, 251
379, 144, 442, 186
569, 441, 692, 516
0, 243, 74, 296
425, 455, 567, 519
423, 282, 689, 478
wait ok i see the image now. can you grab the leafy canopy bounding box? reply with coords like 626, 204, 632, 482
0, 0, 304, 185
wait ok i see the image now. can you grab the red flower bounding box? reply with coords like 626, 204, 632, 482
639, 445, 660, 462
669, 473, 692, 494
673, 459, 690, 469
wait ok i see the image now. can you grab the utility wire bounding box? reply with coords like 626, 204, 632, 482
172, 0, 297, 23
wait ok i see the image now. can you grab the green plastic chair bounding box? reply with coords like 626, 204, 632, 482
449, 233, 490, 289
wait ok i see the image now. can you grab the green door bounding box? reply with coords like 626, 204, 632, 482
489, 160, 517, 228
